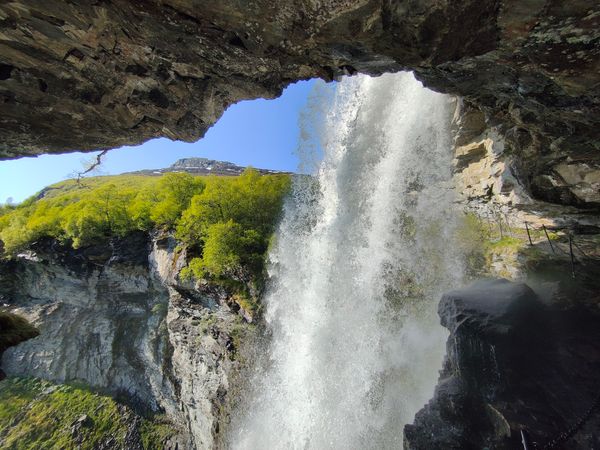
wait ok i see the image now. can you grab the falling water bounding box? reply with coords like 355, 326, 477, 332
230, 72, 464, 449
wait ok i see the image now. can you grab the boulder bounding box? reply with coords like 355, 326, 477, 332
405, 279, 600, 449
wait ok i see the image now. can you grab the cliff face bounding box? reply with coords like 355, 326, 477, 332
451, 100, 600, 223
399, 100, 600, 449
0, 1, 598, 207
0, 233, 253, 450
1, 233, 175, 412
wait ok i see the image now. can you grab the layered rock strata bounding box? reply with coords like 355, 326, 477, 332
0, 1, 598, 208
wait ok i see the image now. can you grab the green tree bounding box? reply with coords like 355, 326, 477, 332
128, 189, 160, 231
60, 184, 133, 247
0, 169, 290, 287
0, 209, 32, 254
176, 169, 290, 280
151, 173, 205, 228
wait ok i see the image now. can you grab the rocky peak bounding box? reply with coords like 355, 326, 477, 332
133, 157, 286, 176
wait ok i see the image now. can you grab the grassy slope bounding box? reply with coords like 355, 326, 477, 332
0, 377, 175, 450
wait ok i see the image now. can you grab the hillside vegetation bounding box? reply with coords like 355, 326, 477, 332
0, 170, 290, 284
0, 377, 174, 450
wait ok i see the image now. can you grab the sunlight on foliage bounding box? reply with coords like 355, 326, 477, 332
0, 377, 175, 450
0, 169, 290, 284
176, 170, 290, 282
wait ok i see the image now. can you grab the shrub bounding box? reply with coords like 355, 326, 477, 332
0, 170, 291, 288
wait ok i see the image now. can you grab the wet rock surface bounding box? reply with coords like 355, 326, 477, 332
404, 279, 600, 450
0, 1, 598, 208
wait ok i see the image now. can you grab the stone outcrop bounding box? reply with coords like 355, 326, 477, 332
0, 232, 254, 450
451, 99, 600, 240
0, 233, 179, 413
150, 235, 255, 450
416, 105, 600, 448
404, 279, 600, 450
0, 1, 598, 207
132, 157, 287, 177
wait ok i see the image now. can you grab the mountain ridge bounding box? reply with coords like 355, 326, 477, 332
129, 157, 291, 177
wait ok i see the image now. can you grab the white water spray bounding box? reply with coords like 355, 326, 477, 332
230, 72, 464, 449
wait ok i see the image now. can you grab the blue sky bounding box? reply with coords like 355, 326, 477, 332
0, 79, 322, 203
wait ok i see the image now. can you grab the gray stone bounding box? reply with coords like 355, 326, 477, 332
0, 233, 253, 449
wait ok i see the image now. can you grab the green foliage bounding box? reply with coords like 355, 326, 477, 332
149, 173, 205, 228
198, 221, 247, 276
138, 416, 176, 450
0, 169, 290, 297
0, 377, 175, 450
456, 212, 567, 279
60, 183, 135, 248
488, 236, 522, 250
0, 177, 152, 253
176, 169, 291, 282
150, 302, 168, 316
0, 204, 15, 218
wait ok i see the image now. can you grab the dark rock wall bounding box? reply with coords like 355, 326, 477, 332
405, 279, 600, 450
0, 1, 598, 207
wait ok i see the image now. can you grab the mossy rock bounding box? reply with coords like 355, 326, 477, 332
456, 212, 571, 280
0, 377, 177, 450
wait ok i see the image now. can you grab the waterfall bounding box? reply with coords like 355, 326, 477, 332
230, 72, 463, 449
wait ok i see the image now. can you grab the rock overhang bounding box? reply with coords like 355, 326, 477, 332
0, 0, 598, 206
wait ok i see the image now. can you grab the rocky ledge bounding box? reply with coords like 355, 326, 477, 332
405, 279, 600, 449
0, 1, 598, 208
